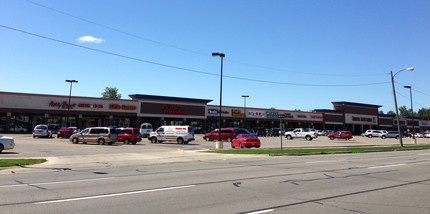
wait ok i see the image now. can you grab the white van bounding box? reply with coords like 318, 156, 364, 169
149, 125, 195, 144
139, 123, 153, 138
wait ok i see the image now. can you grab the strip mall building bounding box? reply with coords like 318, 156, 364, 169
1, 91, 428, 134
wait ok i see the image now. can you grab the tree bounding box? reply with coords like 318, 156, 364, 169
378, 110, 384, 115
417, 108, 430, 120
101, 87, 122, 99
387, 110, 396, 115
399, 106, 410, 116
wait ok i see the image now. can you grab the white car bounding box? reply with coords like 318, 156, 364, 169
424, 132, 430, 138
0, 134, 15, 153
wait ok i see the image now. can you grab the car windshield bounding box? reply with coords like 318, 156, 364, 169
35, 125, 47, 130
242, 134, 256, 138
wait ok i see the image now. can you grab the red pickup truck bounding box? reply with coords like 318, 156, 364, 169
328, 131, 353, 140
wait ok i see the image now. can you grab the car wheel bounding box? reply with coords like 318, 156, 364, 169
72, 137, 79, 144
286, 135, 293, 140
33, 135, 35, 138
330, 136, 335, 140
98, 138, 105, 145
368, 135, 373, 138
0, 145, 4, 153
231, 142, 235, 148
57, 135, 59, 138
205, 137, 211, 141
381, 136, 386, 139
256, 146, 260, 148
227, 137, 232, 142
151, 137, 157, 144
108, 142, 113, 145
305, 135, 312, 141
132, 142, 137, 145
124, 139, 130, 144
177, 138, 184, 144
395, 136, 399, 139
240, 142, 243, 148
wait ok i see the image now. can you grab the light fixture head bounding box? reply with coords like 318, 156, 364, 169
406, 67, 414, 71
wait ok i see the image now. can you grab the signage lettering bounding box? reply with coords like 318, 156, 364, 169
163, 106, 187, 115
208, 109, 218, 114
49, 101, 76, 109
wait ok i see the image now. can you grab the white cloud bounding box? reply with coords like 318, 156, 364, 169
77, 36, 104, 44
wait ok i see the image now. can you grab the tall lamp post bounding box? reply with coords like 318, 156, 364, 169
241, 95, 249, 127
212, 52, 225, 149
65, 80, 78, 127
404, 85, 416, 144
390, 67, 414, 147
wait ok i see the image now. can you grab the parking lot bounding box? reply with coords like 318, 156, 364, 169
1, 133, 429, 173
3, 133, 429, 157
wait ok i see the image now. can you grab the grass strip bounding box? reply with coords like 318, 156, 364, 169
204, 145, 430, 155
0, 159, 47, 167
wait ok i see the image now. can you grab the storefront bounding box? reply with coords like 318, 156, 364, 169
0, 92, 138, 132
1, 91, 429, 134
130, 94, 212, 133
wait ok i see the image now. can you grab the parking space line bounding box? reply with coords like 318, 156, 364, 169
368, 164, 406, 169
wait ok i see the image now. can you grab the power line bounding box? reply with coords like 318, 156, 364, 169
0, 24, 391, 87
24, 0, 387, 77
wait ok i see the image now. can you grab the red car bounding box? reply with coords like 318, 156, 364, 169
203, 128, 239, 142
116, 128, 142, 144
57, 127, 77, 138
328, 131, 353, 140
231, 134, 261, 148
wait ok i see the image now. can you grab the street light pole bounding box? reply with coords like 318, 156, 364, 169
241, 95, 249, 128
65, 80, 78, 127
212, 53, 225, 149
404, 86, 416, 144
390, 67, 414, 147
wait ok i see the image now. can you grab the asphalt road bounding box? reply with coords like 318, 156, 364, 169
0, 149, 429, 213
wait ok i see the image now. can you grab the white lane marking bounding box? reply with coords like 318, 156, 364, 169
246, 209, 275, 214
35, 185, 196, 204
0, 177, 115, 188
368, 164, 406, 169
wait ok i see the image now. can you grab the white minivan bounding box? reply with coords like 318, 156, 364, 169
139, 123, 153, 138
149, 125, 195, 144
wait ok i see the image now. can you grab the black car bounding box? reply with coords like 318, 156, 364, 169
269, 128, 281, 137
254, 127, 268, 137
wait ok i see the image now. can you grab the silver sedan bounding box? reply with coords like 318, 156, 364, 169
0, 134, 15, 153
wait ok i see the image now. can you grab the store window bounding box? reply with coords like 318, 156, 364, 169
9, 114, 31, 133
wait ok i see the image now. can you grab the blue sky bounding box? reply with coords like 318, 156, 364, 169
1, 0, 429, 114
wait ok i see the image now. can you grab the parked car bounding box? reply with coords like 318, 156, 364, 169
316, 130, 325, 136
362, 130, 382, 138
149, 125, 194, 144
380, 131, 400, 139
254, 127, 268, 137
414, 132, 424, 138
403, 131, 412, 137
231, 134, 260, 148
33, 124, 53, 138
57, 127, 77, 138
139, 123, 153, 138
70, 127, 118, 145
328, 131, 353, 140
269, 128, 281, 137
116, 128, 142, 144
424, 131, 430, 138
0, 134, 15, 153
203, 128, 240, 142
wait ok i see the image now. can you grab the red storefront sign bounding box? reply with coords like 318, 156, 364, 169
163, 106, 188, 115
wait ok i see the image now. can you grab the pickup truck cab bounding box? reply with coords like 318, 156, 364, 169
284, 128, 317, 141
